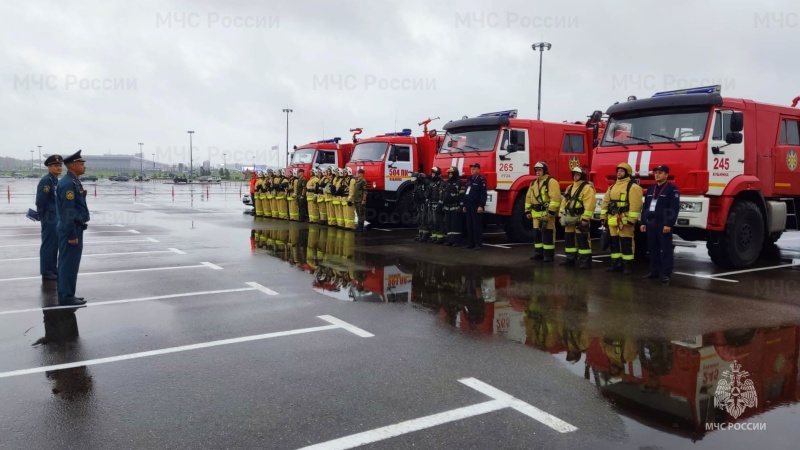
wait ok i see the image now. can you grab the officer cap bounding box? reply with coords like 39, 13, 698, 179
44, 154, 63, 166
653, 164, 670, 173
470, 163, 480, 169
63, 150, 85, 164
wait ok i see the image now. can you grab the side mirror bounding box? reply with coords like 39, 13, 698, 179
730, 111, 744, 132
506, 143, 518, 153
725, 132, 743, 144
389, 146, 398, 162
509, 131, 518, 145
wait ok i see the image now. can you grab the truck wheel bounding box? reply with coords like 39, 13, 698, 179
504, 192, 534, 242
707, 200, 764, 269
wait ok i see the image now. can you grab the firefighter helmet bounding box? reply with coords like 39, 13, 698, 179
257, 171, 264, 178
446, 166, 459, 177
616, 162, 633, 177
279, 168, 286, 177
337, 168, 345, 176
431, 166, 441, 176
346, 167, 353, 176
534, 161, 549, 174
571, 166, 587, 180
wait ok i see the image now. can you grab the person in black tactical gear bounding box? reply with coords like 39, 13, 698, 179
412, 172, 429, 241
442, 166, 464, 246
427, 167, 445, 244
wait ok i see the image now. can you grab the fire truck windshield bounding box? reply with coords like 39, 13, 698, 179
440, 129, 499, 153
290, 148, 315, 164
601, 107, 710, 148
350, 142, 388, 161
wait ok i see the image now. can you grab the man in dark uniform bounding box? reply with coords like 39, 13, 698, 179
640, 165, 680, 283
36, 154, 63, 281
462, 163, 487, 250
56, 150, 90, 306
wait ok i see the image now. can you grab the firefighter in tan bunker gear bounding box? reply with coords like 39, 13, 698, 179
525, 162, 561, 262
559, 166, 596, 269
306, 169, 321, 224
600, 162, 644, 274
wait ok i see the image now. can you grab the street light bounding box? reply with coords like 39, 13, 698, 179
531, 42, 552, 120
282, 108, 293, 167
138, 142, 144, 177
152, 153, 155, 171
187, 131, 194, 178
30, 150, 34, 175
37, 145, 42, 176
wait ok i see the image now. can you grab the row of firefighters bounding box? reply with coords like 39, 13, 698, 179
412, 161, 644, 273
251, 167, 368, 231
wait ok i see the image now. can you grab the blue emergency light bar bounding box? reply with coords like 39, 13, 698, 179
652, 85, 721, 98
478, 109, 518, 118
315, 137, 341, 144
383, 128, 413, 136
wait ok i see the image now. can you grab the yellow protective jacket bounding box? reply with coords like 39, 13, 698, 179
560, 181, 596, 222
525, 176, 561, 218
306, 175, 319, 200
600, 177, 644, 226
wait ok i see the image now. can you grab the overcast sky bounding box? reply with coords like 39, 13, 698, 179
1, 0, 798, 167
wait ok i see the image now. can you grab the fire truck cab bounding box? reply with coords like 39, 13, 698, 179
288, 137, 355, 179
345, 123, 443, 225
590, 85, 800, 268
435, 109, 601, 241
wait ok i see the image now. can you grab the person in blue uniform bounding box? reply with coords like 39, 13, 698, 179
639, 165, 680, 283
461, 163, 487, 250
56, 150, 90, 306
36, 154, 63, 281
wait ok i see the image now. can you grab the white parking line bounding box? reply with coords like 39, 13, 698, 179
0, 283, 277, 315
0, 238, 159, 249
246, 281, 279, 295
482, 243, 511, 249
674, 260, 800, 283
556, 254, 603, 263
0, 315, 372, 379
0, 249, 181, 262
168, 248, 186, 255
299, 377, 576, 449
672, 272, 738, 283
0, 262, 224, 282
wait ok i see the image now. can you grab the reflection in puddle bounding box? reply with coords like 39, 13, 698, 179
251, 225, 800, 440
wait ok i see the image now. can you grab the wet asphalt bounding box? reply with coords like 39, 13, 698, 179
0, 179, 799, 449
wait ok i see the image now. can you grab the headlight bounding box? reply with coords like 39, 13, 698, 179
679, 202, 703, 213
372, 182, 377, 188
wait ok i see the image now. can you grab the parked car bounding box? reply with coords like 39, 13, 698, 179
174, 175, 188, 183
242, 193, 252, 205
80, 175, 98, 182
135, 175, 150, 181
115, 175, 130, 182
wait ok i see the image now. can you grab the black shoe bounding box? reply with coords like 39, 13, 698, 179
465, 245, 475, 249
623, 261, 633, 275
529, 254, 544, 261
59, 297, 86, 306
641, 273, 659, 279
471, 245, 482, 250
559, 258, 575, 266
578, 257, 591, 269
661, 276, 670, 284
42, 274, 58, 281
606, 262, 623, 272
443, 241, 453, 246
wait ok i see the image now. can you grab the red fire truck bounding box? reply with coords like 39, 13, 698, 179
434, 109, 603, 241
590, 85, 800, 268
344, 119, 444, 225
288, 137, 355, 179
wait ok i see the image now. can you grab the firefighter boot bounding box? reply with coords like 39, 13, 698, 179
559, 255, 576, 266
529, 252, 544, 261
578, 256, 592, 269
623, 261, 633, 275
606, 259, 623, 272
543, 249, 555, 263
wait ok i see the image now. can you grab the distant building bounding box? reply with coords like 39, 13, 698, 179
79, 154, 167, 172
203, 160, 210, 171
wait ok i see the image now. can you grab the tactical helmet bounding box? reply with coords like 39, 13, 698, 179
571, 166, 587, 180
534, 161, 549, 174
616, 162, 633, 177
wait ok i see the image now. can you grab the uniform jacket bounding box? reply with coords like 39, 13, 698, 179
462, 174, 487, 207
348, 177, 367, 203
56, 172, 90, 240
560, 181, 596, 222
600, 177, 644, 226
641, 182, 680, 227
36, 172, 59, 224
525, 176, 561, 217
442, 177, 463, 211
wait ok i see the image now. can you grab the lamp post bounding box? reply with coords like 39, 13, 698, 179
282, 108, 293, 167
37, 145, 42, 176
223, 153, 227, 178
531, 42, 552, 120
30, 150, 34, 175
152, 153, 155, 171
138, 142, 144, 177
187, 131, 194, 178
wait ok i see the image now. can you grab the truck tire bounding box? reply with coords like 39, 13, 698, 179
504, 192, 534, 242
707, 200, 764, 269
